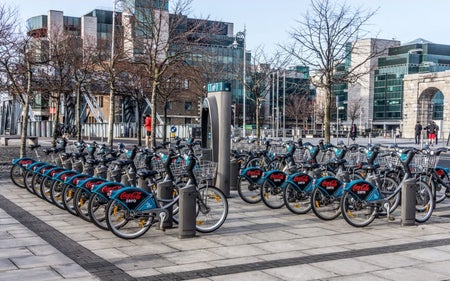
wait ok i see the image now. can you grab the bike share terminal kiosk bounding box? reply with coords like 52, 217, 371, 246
200, 82, 231, 197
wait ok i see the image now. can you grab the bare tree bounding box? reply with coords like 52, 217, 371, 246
0, 5, 34, 157
285, 94, 312, 135
126, 0, 224, 146
284, 0, 378, 144
239, 46, 287, 139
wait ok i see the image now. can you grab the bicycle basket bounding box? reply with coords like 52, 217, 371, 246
193, 160, 218, 181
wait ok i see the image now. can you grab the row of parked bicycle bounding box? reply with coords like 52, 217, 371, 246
9, 137, 228, 239
230, 137, 450, 227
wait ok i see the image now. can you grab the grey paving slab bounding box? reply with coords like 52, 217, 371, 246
372, 266, 448, 281
264, 264, 338, 281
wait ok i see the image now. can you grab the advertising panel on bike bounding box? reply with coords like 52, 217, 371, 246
110, 187, 155, 210
346, 180, 381, 201
287, 172, 313, 191
315, 176, 343, 196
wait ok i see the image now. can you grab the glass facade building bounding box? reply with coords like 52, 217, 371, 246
374, 41, 450, 124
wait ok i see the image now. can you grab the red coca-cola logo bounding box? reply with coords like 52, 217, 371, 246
246, 169, 262, 178
352, 183, 370, 193
436, 169, 445, 176
269, 173, 285, 182
73, 176, 88, 185
119, 191, 142, 201
19, 159, 33, 166
86, 181, 105, 189
101, 185, 122, 194
320, 179, 338, 189
293, 175, 310, 184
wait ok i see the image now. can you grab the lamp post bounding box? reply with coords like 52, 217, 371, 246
232, 27, 246, 137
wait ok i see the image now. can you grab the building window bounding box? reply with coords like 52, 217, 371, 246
166, 102, 172, 110
96, 96, 104, 107
185, 101, 193, 111
185, 118, 191, 124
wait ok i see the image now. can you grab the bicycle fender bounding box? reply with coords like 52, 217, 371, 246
315, 176, 343, 197
65, 173, 92, 186
240, 167, 264, 184
53, 170, 79, 182
282, 172, 314, 192
344, 179, 381, 201
109, 187, 155, 211
43, 167, 68, 179
92, 182, 125, 198
435, 166, 449, 176
77, 177, 108, 191
12, 157, 37, 169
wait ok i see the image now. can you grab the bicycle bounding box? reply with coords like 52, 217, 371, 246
105, 139, 228, 239
340, 146, 434, 227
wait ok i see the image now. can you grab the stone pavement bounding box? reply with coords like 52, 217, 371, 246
2, 170, 450, 281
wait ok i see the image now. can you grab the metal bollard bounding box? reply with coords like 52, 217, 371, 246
229, 159, 239, 191
401, 178, 416, 226
178, 184, 196, 238
157, 181, 174, 229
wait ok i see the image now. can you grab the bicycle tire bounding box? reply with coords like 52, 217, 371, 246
24, 170, 35, 194
106, 199, 153, 239
40, 177, 55, 204
284, 182, 311, 214
237, 175, 261, 204
10, 165, 25, 188
50, 181, 66, 209
340, 191, 376, 227
195, 185, 228, 233
88, 193, 109, 230
73, 188, 92, 222
31, 173, 44, 198
311, 187, 340, 220
62, 184, 78, 216
379, 176, 401, 212
435, 173, 449, 204
261, 179, 285, 209
414, 181, 434, 223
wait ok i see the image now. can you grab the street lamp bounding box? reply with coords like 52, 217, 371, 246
232, 27, 246, 137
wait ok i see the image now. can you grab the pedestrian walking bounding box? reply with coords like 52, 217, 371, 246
434, 122, 439, 145
425, 121, 436, 146
414, 121, 422, 144
144, 114, 152, 147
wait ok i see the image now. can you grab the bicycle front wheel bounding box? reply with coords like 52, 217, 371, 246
88, 193, 109, 230
50, 181, 65, 209
10, 165, 25, 188
261, 180, 285, 209
415, 181, 434, 223
284, 182, 311, 214
237, 175, 261, 204
311, 187, 340, 220
73, 188, 92, 222
195, 185, 228, 233
62, 184, 78, 216
40, 177, 54, 204
106, 200, 153, 239
340, 191, 376, 227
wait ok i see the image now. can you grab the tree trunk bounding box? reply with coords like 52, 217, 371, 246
324, 88, 332, 144
52, 93, 61, 147
76, 83, 82, 142
108, 76, 116, 147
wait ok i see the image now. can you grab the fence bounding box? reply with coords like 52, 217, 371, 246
16, 121, 199, 140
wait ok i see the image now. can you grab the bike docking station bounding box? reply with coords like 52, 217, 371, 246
401, 178, 416, 226
176, 82, 231, 238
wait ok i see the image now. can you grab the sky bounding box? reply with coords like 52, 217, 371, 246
3, 0, 450, 55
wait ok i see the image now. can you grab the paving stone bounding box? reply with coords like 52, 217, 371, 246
0, 267, 62, 280
264, 264, 338, 281
311, 258, 384, 276
372, 266, 448, 281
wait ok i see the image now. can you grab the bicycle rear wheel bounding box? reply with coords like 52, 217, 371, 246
88, 193, 109, 230
73, 189, 92, 222
106, 200, 153, 239
10, 165, 25, 188
50, 181, 65, 209
415, 181, 434, 223
261, 180, 285, 209
284, 182, 311, 214
32, 174, 44, 198
340, 191, 376, 227
40, 177, 54, 204
311, 187, 340, 220
62, 184, 78, 216
237, 175, 261, 204
24, 170, 35, 194
195, 185, 228, 233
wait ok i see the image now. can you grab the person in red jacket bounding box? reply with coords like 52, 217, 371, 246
144, 114, 152, 147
